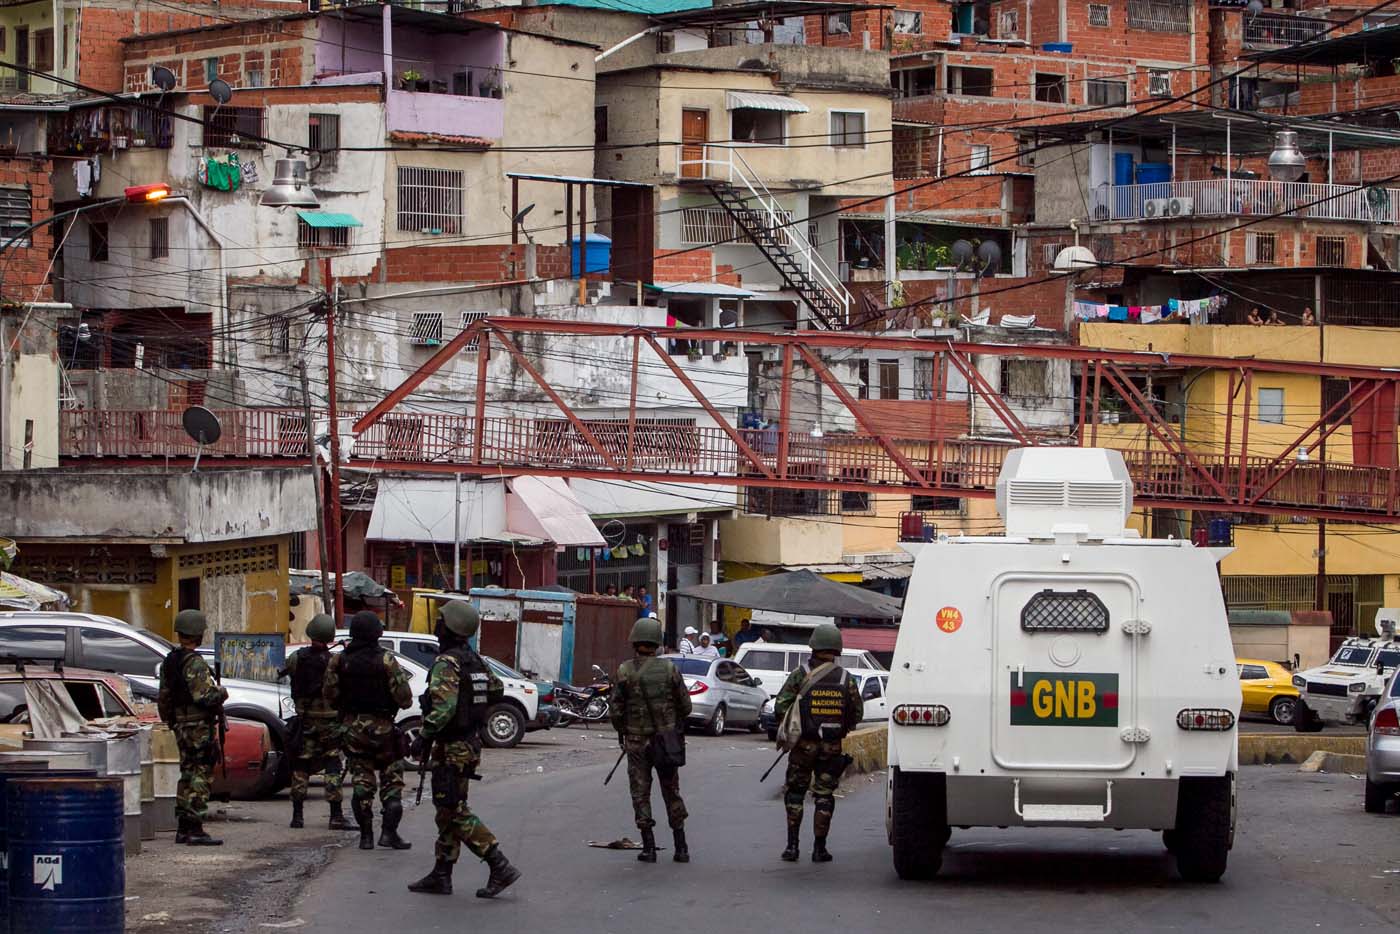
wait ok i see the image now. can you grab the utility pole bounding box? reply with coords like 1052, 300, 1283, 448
299, 360, 332, 611
453, 471, 462, 591
322, 255, 346, 621
1315, 273, 1327, 619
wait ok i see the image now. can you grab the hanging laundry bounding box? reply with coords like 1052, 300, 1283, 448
199, 152, 243, 192
1128, 306, 1142, 322
240, 159, 258, 186
73, 160, 92, 197
1107, 306, 1129, 322
1141, 307, 1163, 324
89, 157, 100, 184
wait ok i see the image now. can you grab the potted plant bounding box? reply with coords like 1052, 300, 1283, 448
686, 345, 703, 362
399, 69, 423, 91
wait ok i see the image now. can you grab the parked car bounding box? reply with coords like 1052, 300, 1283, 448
1365, 669, 1400, 814
339, 629, 544, 748
662, 655, 766, 735
760, 670, 889, 740
1, 662, 277, 799
732, 642, 885, 698
1236, 658, 1299, 725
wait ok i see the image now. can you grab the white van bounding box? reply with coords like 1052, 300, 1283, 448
732, 642, 884, 698
886, 449, 1241, 883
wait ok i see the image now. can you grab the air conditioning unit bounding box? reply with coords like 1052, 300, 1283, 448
1143, 198, 1170, 218
1167, 197, 1194, 217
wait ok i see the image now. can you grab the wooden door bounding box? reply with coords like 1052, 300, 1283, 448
15, 27, 29, 91
681, 109, 708, 179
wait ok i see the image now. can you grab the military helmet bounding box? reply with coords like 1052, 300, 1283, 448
173, 609, 208, 638
629, 616, 663, 646
809, 623, 843, 654
439, 601, 480, 638
305, 614, 336, 643
348, 610, 384, 642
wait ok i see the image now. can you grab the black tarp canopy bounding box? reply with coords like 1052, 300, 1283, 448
672, 569, 902, 620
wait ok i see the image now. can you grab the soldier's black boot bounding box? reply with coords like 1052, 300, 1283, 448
378, 800, 413, 850
637, 829, 657, 863
184, 821, 223, 847
476, 846, 521, 899
408, 859, 454, 895
174, 817, 190, 845
289, 799, 304, 829
811, 836, 832, 863
328, 800, 349, 831
353, 799, 374, 851
780, 826, 800, 862
672, 826, 690, 863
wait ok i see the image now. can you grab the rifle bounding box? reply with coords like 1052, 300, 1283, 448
759, 747, 788, 783
212, 660, 229, 780
414, 737, 432, 805
603, 748, 626, 786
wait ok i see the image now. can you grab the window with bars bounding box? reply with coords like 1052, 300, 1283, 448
410, 311, 445, 346
856, 359, 870, 400
1148, 70, 1172, 97
460, 310, 487, 350
1088, 4, 1110, 26
1127, 0, 1190, 33
397, 166, 464, 233
1040, 243, 1065, 268
840, 467, 872, 513
829, 111, 866, 147
297, 220, 350, 251
308, 113, 339, 154
913, 357, 935, 400
149, 217, 169, 259
0, 186, 31, 247
1316, 235, 1346, 267
259, 313, 292, 356
1086, 79, 1128, 106
911, 493, 961, 512
1322, 377, 1350, 425
680, 206, 792, 245
202, 105, 264, 148
88, 220, 108, 262
826, 11, 852, 33
1021, 590, 1110, 633
1246, 231, 1276, 265
893, 10, 922, 33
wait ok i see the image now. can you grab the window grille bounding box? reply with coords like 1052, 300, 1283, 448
460, 310, 487, 350
1316, 235, 1346, 267
1089, 4, 1110, 26
681, 206, 792, 246
1148, 70, 1172, 97
826, 12, 851, 33
298, 220, 350, 251
397, 166, 464, 233
1246, 231, 1276, 265
308, 113, 340, 153
839, 467, 871, 513
410, 311, 445, 346
0, 186, 31, 246
149, 217, 169, 259
1021, 590, 1110, 633
202, 105, 264, 148
1126, 0, 1190, 34
1040, 243, 1065, 268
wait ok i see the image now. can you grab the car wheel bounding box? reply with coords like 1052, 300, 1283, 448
1172, 775, 1233, 883
483, 703, 526, 749
1269, 696, 1297, 726
1364, 778, 1392, 814
707, 705, 726, 736
891, 768, 946, 881
398, 716, 424, 772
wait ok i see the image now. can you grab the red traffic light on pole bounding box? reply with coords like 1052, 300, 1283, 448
124, 183, 171, 204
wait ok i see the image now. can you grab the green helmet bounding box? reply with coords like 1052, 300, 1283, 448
173, 609, 208, 638
809, 623, 842, 654
439, 601, 480, 638
629, 617, 663, 646
305, 614, 336, 643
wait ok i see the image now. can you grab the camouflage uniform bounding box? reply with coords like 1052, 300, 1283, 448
421, 649, 503, 863
157, 649, 228, 824
323, 646, 413, 808
609, 655, 692, 831
773, 664, 863, 838
282, 646, 343, 805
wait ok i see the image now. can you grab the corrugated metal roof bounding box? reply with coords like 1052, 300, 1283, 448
296, 210, 362, 229
653, 281, 757, 298
726, 91, 809, 113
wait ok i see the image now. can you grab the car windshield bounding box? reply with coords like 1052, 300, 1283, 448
486, 657, 525, 680
1377, 649, 1400, 669
669, 657, 714, 676
737, 650, 786, 671
1332, 645, 1375, 666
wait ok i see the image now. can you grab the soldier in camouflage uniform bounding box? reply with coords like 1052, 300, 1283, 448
407, 601, 521, 899
323, 610, 414, 851
609, 616, 692, 864
280, 613, 348, 831
157, 609, 228, 847
772, 623, 863, 864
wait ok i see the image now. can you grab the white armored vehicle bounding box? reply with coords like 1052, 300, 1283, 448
886, 448, 1241, 883
1291, 611, 1400, 732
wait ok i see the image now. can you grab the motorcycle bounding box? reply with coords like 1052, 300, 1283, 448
554, 664, 612, 725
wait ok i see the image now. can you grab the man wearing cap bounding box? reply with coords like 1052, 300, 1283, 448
772, 623, 863, 864
408, 601, 521, 899
678, 626, 698, 655
323, 610, 414, 851
610, 616, 692, 863
280, 614, 348, 831
157, 609, 228, 846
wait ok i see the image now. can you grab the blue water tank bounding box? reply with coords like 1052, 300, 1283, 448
570, 233, 611, 277
6, 777, 124, 933
1114, 152, 1136, 186
1208, 517, 1233, 546
1136, 162, 1172, 184
0, 766, 95, 925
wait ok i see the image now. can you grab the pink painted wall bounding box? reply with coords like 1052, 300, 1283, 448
386, 90, 505, 139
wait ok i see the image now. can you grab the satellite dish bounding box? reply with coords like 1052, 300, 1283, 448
208, 79, 233, 105
151, 66, 177, 92
1246, 0, 1264, 15
512, 202, 536, 225
975, 240, 1003, 277
182, 406, 222, 473
1053, 245, 1099, 271
950, 239, 975, 270
719, 307, 739, 327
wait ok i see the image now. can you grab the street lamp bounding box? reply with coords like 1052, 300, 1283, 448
1268, 130, 1306, 182
260, 158, 320, 208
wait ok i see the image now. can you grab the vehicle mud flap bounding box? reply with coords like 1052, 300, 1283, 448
890, 768, 947, 881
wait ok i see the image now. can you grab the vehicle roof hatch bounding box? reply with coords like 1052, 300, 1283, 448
995, 448, 1133, 541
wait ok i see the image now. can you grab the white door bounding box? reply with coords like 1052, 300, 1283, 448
860, 674, 888, 721
991, 575, 1140, 772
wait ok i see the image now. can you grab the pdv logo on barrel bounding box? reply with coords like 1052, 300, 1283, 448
33, 854, 62, 890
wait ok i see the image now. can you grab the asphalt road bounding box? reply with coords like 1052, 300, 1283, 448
293, 733, 1399, 933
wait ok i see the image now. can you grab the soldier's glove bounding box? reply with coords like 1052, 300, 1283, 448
617, 732, 626, 750
409, 735, 427, 760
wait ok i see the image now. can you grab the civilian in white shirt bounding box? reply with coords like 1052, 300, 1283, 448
679, 625, 699, 655
693, 632, 720, 659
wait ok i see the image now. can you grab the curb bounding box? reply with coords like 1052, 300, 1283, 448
843, 725, 887, 774
1297, 750, 1368, 774
1239, 733, 1366, 765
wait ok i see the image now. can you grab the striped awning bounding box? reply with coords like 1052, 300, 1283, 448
725, 91, 809, 113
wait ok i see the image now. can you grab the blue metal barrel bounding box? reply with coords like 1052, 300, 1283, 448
0, 767, 95, 926
6, 777, 124, 934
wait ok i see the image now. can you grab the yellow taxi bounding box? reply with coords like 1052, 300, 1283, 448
1236, 658, 1300, 725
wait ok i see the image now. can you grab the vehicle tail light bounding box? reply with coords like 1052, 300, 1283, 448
892, 704, 950, 727
540, 690, 555, 704
687, 681, 708, 696
1177, 708, 1236, 731
1375, 706, 1400, 736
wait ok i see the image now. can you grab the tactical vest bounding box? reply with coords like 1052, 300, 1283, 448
161, 648, 196, 708
337, 643, 394, 716
434, 646, 494, 740
798, 664, 852, 742
290, 645, 332, 705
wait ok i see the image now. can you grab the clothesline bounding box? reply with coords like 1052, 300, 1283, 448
1075, 295, 1225, 324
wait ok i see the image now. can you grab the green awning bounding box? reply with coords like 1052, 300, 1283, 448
296, 210, 362, 228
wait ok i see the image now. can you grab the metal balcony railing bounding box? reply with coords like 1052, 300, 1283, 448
1243, 13, 1330, 48
1090, 178, 1400, 224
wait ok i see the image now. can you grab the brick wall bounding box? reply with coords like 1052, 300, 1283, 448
370, 244, 569, 284
653, 248, 714, 283
0, 157, 54, 303
123, 19, 313, 92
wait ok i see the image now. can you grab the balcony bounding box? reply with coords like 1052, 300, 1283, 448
1243, 13, 1330, 49
1090, 178, 1400, 224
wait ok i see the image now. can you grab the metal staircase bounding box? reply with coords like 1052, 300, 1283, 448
682, 147, 851, 329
